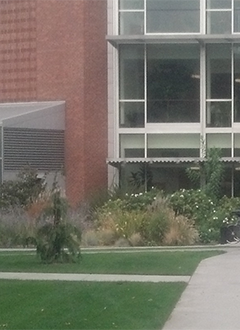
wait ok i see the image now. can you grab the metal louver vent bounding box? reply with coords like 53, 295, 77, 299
3, 127, 64, 171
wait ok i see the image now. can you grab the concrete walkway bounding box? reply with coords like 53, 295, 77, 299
0, 272, 190, 283
163, 248, 240, 330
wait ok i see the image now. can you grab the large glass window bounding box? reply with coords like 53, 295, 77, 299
206, 102, 231, 127
206, 45, 231, 99
119, 102, 144, 128
119, 0, 144, 35
118, 0, 240, 35
234, 45, 240, 121
206, 1, 231, 34
147, 44, 200, 123
119, 0, 144, 10
206, 44, 232, 127
147, 134, 200, 157
119, 12, 144, 35
207, 11, 231, 34
234, 133, 240, 156
206, 133, 231, 157
119, 134, 144, 158
146, 0, 200, 33
234, 0, 240, 32
119, 45, 144, 100
207, 0, 231, 9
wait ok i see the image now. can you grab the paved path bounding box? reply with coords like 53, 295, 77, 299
0, 272, 190, 283
162, 248, 240, 330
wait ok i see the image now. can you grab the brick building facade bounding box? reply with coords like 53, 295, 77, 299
0, 0, 108, 204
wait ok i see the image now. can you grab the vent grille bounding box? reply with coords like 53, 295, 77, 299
3, 127, 64, 171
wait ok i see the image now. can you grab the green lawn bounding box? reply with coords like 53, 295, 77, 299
0, 249, 224, 275
0, 280, 186, 330
0, 249, 224, 329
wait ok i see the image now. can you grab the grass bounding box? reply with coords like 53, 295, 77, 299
0, 249, 224, 275
0, 280, 186, 330
0, 249, 224, 329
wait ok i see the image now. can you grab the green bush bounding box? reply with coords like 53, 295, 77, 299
169, 189, 240, 243
96, 195, 198, 246
35, 191, 81, 263
140, 197, 198, 246
138, 197, 170, 245
95, 189, 161, 245
96, 205, 146, 243
0, 167, 46, 208
0, 208, 36, 247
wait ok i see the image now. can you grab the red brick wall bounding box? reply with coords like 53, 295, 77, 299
0, 0, 108, 205
83, 0, 108, 200
0, 0, 37, 101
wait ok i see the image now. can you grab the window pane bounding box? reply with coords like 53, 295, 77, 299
120, 134, 144, 158
206, 101, 231, 127
234, 0, 240, 32
119, 0, 144, 10
0, 160, 2, 183
147, 44, 200, 123
147, 134, 200, 157
207, 133, 231, 157
146, 0, 200, 33
234, 169, 240, 196
119, 45, 144, 99
119, 102, 144, 127
234, 45, 240, 121
119, 163, 146, 190
119, 12, 144, 34
234, 133, 240, 156
207, 11, 231, 34
206, 45, 231, 99
207, 0, 231, 9
0, 126, 2, 155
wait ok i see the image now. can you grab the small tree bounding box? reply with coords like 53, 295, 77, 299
36, 190, 81, 263
186, 147, 224, 201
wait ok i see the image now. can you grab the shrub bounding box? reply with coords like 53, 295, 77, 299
169, 189, 214, 225
128, 233, 144, 246
98, 229, 117, 246
0, 207, 35, 247
95, 195, 199, 246
114, 237, 130, 247
96, 205, 146, 244
141, 197, 198, 246
141, 205, 170, 245
35, 190, 81, 263
163, 215, 199, 246
81, 230, 100, 247
0, 167, 46, 208
169, 189, 240, 243
98, 188, 160, 213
